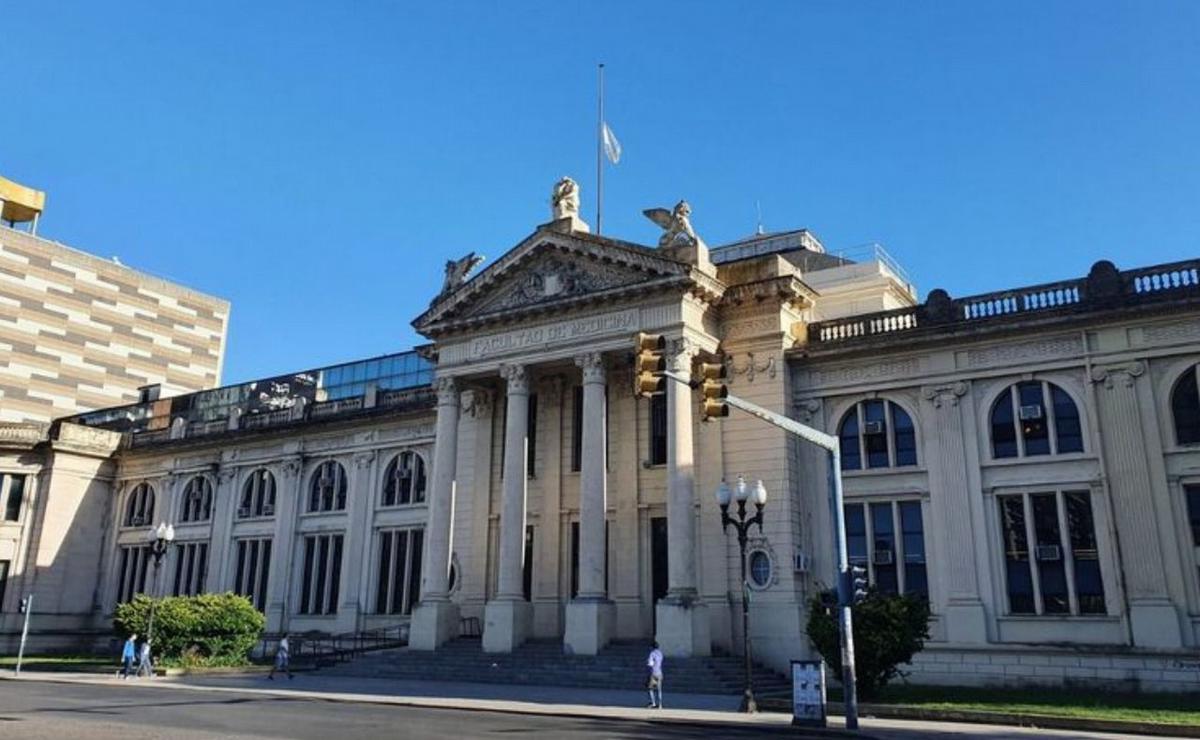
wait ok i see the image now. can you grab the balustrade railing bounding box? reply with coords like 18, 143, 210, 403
310, 396, 364, 418
809, 258, 1200, 347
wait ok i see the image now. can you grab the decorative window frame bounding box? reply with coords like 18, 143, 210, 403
982, 376, 1089, 462
378, 450, 429, 509
121, 481, 157, 529
829, 395, 923, 473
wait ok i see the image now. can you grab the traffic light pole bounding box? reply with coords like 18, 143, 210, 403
15, 594, 32, 677
661, 371, 860, 730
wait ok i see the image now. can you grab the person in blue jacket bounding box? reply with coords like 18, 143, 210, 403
120, 634, 137, 679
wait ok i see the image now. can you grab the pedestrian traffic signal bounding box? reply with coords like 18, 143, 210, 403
699, 361, 729, 420
634, 333, 666, 397
18, 596, 29, 614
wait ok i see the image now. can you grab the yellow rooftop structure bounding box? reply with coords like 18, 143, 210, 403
0, 175, 46, 227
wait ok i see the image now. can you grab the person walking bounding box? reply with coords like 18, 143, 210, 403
646, 641, 664, 709
136, 639, 153, 678
120, 634, 137, 679
268, 633, 293, 680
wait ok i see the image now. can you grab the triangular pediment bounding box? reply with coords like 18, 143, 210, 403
413, 228, 693, 336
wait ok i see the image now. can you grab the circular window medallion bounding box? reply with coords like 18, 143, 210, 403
748, 550, 773, 589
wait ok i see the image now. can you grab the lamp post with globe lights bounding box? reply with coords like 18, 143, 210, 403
717, 475, 767, 714
144, 522, 176, 659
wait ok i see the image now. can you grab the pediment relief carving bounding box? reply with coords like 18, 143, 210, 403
469, 252, 647, 317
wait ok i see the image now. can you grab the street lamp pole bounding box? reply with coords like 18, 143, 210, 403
144, 522, 176, 653
717, 476, 767, 714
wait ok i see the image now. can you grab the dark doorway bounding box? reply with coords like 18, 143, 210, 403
523, 525, 534, 601
650, 516, 669, 630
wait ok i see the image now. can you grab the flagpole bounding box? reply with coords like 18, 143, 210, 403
597, 63, 604, 235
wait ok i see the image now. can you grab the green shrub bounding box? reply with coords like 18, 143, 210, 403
807, 590, 931, 699
114, 592, 265, 663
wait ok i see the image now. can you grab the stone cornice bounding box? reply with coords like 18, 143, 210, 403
0, 422, 50, 450
719, 274, 816, 312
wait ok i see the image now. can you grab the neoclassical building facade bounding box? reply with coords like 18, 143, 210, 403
2, 192, 1199, 691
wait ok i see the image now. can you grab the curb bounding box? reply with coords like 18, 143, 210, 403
760, 698, 1200, 739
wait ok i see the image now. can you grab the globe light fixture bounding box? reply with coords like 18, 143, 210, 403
715, 475, 767, 713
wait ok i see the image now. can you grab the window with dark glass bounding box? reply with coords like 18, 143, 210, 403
171, 541, 208, 597
239, 470, 276, 519
0, 560, 9, 612
375, 528, 423, 615
1187, 485, 1200, 547
179, 476, 213, 523
571, 386, 584, 472
844, 500, 926, 596
2, 473, 25, 522
991, 381, 1083, 459
382, 452, 426, 506
116, 544, 152, 604
308, 461, 348, 513
998, 491, 1105, 615
124, 483, 155, 527
299, 532, 343, 615
748, 551, 772, 588
1171, 368, 1200, 445
232, 538, 271, 611
649, 394, 668, 466
838, 401, 918, 471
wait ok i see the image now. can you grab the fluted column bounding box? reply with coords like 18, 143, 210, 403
1091, 361, 1183, 648
206, 466, 239, 593
655, 339, 710, 656
483, 364, 533, 652
410, 377, 462, 650
564, 353, 616, 654
265, 456, 303, 633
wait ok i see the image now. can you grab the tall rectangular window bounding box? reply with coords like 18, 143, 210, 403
116, 544, 153, 604
0, 560, 9, 611
571, 386, 584, 472
998, 491, 1105, 616
649, 394, 668, 466
232, 538, 272, 611
375, 528, 424, 615
298, 533, 344, 615
843, 500, 926, 598
171, 542, 208, 597
3, 474, 26, 522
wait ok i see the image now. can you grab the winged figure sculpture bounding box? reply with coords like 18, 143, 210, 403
438, 252, 486, 299
643, 200, 699, 248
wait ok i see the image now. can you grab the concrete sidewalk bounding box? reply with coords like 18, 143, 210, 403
3, 670, 803, 732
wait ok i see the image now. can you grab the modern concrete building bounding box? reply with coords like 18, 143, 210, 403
0, 175, 230, 423
3, 181, 1199, 693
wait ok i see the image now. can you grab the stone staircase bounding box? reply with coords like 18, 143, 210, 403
325, 638, 792, 696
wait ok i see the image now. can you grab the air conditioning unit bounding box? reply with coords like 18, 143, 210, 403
872, 549, 895, 565
261, 505, 275, 516
863, 420, 885, 435
793, 550, 810, 573
1018, 404, 1044, 421
1035, 544, 1062, 562
237, 507, 251, 518
130, 516, 145, 526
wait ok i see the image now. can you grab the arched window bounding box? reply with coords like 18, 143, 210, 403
838, 400, 917, 471
990, 381, 1083, 459
1171, 367, 1200, 445
309, 460, 348, 513
124, 482, 155, 527
239, 469, 277, 518
179, 476, 213, 523
381, 451, 427, 507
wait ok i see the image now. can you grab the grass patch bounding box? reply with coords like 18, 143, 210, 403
829, 685, 1200, 726
0, 654, 113, 672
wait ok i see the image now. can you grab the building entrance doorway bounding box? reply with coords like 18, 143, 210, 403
650, 516, 668, 632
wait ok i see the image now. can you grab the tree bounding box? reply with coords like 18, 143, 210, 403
807, 589, 931, 699
114, 593, 265, 665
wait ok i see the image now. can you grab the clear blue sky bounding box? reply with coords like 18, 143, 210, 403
3, 2, 1198, 384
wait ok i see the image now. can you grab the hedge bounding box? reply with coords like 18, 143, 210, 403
114, 592, 265, 663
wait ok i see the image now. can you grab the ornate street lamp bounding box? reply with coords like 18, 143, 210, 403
717, 476, 767, 713
144, 522, 176, 658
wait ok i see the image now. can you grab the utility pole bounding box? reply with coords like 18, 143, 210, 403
16, 594, 32, 676
660, 369, 860, 730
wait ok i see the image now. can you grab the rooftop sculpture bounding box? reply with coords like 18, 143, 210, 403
643, 200, 701, 248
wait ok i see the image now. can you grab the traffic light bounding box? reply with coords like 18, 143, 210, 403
850, 565, 868, 604
18, 596, 29, 614
699, 361, 729, 420
634, 333, 666, 397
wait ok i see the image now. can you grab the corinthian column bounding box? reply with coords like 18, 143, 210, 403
483, 364, 533, 652
564, 352, 616, 654
409, 377, 462, 650
654, 339, 710, 657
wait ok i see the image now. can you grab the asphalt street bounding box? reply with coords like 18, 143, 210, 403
0, 678, 1168, 740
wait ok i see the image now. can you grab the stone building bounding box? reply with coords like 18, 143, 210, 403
2, 186, 1198, 692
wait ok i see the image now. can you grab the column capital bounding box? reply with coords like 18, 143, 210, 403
794, 398, 822, 423
922, 381, 969, 408
1090, 360, 1147, 390
665, 338, 700, 373
574, 352, 607, 384
500, 364, 529, 395
281, 456, 304, 479
354, 450, 377, 469
217, 466, 238, 485
436, 377, 460, 406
